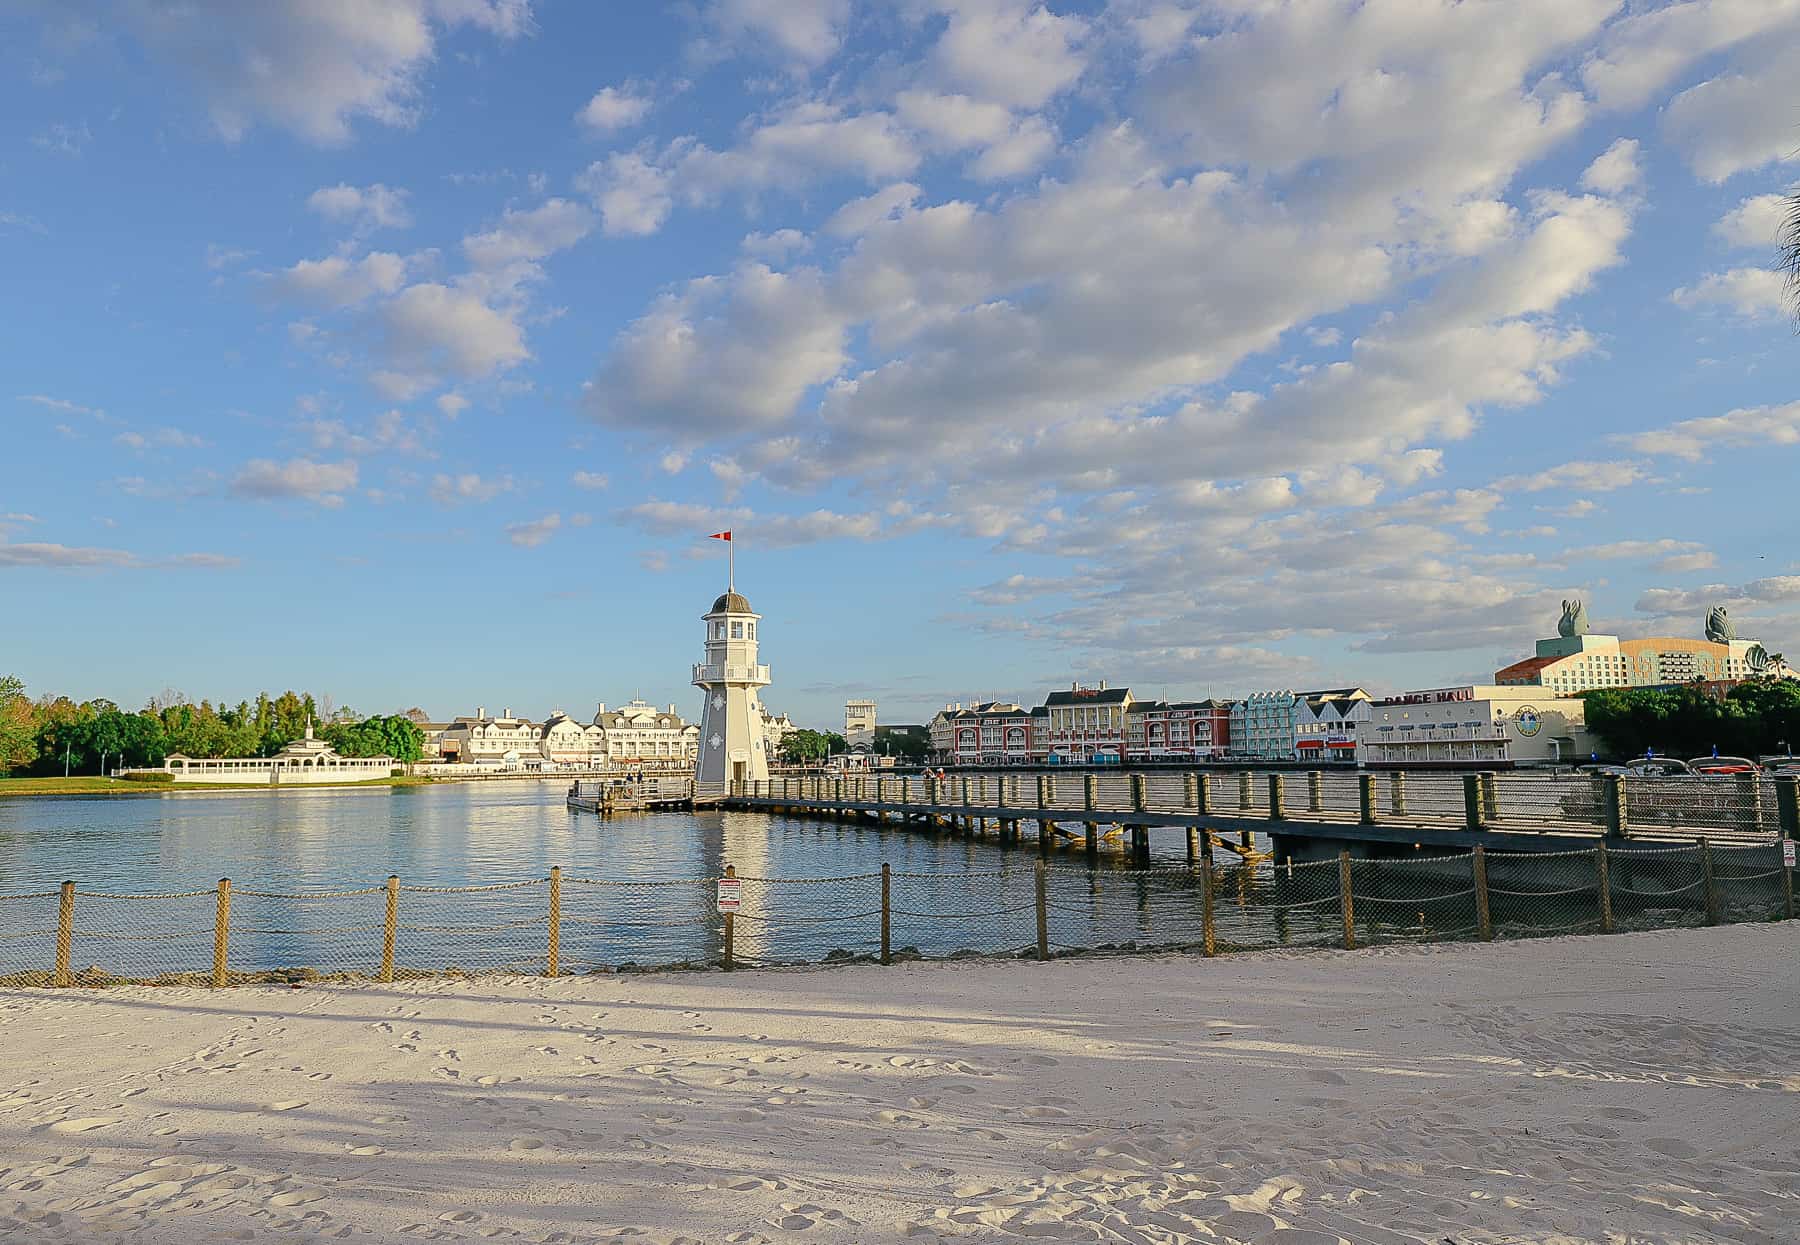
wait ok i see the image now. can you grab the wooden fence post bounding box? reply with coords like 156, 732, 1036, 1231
1389, 772, 1407, 818
722, 863, 737, 971
1197, 772, 1212, 815
1308, 770, 1323, 814
1700, 838, 1719, 926
1186, 827, 1198, 865
381, 875, 399, 982
1037, 774, 1050, 809
1338, 851, 1356, 950
1083, 772, 1097, 813
1034, 860, 1049, 962
1481, 772, 1499, 824
1463, 773, 1483, 831
546, 866, 562, 978
1131, 773, 1146, 813
212, 878, 231, 989
1268, 773, 1285, 820
1184, 772, 1198, 810
1200, 855, 1216, 957
1359, 773, 1377, 825
1472, 846, 1492, 941
54, 881, 74, 988
1782, 844, 1795, 921
1595, 843, 1613, 934
1238, 771, 1252, 811
880, 863, 891, 965
1604, 773, 1627, 838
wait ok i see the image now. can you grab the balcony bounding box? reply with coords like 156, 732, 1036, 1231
692, 662, 771, 685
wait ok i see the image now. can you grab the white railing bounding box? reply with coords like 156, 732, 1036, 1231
691, 663, 771, 684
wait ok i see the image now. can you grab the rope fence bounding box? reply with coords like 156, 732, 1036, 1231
1, 841, 1792, 987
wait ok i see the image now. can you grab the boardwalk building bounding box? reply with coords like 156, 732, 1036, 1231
1358, 685, 1592, 767
1043, 683, 1134, 763
1229, 689, 1371, 762
1125, 699, 1232, 761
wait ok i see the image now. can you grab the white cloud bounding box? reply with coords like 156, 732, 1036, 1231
436, 392, 470, 418
306, 183, 413, 233
430, 472, 514, 504
700, 0, 850, 65
1622, 400, 1800, 461
462, 198, 594, 269
505, 512, 563, 547
1579, 138, 1641, 194
823, 182, 920, 238
928, 0, 1089, 109
305, 410, 425, 456
0, 541, 235, 570
1661, 27, 1800, 181
571, 470, 609, 490
119, 0, 530, 145
378, 282, 530, 384
617, 500, 882, 547
576, 85, 652, 133
966, 115, 1057, 181
1713, 193, 1794, 249
578, 152, 673, 237
1635, 576, 1800, 618
1670, 267, 1787, 317
1494, 459, 1651, 494
230, 457, 358, 507
115, 427, 209, 451
270, 252, 408, 308
17, 393, 101, 417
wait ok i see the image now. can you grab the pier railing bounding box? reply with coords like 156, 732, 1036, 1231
1, 841, 1792, 987
731, 769, 1797, 842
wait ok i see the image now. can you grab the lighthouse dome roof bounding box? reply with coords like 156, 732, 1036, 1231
711, 591, 753, 614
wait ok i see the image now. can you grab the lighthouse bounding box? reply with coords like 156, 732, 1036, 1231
692, 584, 772, 792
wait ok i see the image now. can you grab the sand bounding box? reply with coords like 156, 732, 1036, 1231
2, 926, 1796, 1245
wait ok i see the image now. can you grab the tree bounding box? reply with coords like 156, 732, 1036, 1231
1782, 191, 1800, 316
0, 674, 35, 774
323, 714, 424, 763
779, 729, 830, 765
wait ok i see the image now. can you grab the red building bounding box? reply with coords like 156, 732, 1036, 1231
1126, 699, 1231, 761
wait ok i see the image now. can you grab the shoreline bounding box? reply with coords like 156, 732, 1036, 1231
1, 924, 1793, 1243
0, 775, 438, 799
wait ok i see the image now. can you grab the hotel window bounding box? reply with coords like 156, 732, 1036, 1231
731, 621, 744, 638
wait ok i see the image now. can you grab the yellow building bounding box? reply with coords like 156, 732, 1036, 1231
1495, 601, 1777, 695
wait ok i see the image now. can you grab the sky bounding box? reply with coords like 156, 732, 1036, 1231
3, 0, 1800, 731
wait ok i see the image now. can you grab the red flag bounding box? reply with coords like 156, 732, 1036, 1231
708, 531, 732, 542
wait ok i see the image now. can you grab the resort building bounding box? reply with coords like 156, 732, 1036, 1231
1357, 685, 1592, 768
1043, 683, 1134, 763
591, 700, 699, 765
930, 701, 1046, 765
436, 707, 542, 767
1228, 689, 1371, 762
141, 720, 394, 785
844, 699, 878, 751
761, 707, 798, 756
1125, 699, 1232, 761
1495, 601, 1785, 694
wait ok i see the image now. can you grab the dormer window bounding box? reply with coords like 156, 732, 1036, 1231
732, 621, 744, 638
715, 622, 726, 639
748, 622, 755, 639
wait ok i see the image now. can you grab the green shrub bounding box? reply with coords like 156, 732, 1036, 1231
120, 771, 175, 784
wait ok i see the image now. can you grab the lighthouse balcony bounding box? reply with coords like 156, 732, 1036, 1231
692, 662, 771, 685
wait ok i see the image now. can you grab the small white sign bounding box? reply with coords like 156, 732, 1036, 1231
717, 878, 742, 913
1784, 841, 1796, 869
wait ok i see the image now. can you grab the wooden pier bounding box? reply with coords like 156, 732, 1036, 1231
728, 769, 1796, 860
567, 776, 699, 815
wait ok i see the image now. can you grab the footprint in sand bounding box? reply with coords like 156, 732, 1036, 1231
436, 1049, 460, 1063
267, 1100, 308, 1112
46, 1117, 118, 1134
440, 1210, 483, 1224
475, 1075, 520, 1087
508, 1137, 545, 1152
348, 1145, 384, 1156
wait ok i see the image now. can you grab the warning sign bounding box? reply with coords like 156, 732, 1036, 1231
717, 877, 742, 913
1784, 841, 1796, 869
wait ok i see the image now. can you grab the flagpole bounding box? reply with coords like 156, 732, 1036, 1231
729, 536, 735, 593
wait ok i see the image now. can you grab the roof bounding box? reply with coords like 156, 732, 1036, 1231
711, 591, 753, 614
1298, 687, 1369, 702
1494, 656, 1560, 682
1043, 687, 1132, 706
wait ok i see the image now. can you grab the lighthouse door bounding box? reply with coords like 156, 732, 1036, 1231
732, 760, 746, 786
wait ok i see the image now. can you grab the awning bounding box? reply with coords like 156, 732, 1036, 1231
1296, 740, 1324, 749
1326, 740, 1357, 749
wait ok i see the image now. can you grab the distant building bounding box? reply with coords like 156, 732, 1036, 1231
1495, 601, 1786, 694
591, 700, 698, 766
1228, 689, 1371, 762
1125, 699, 1232, 761
760, 707, 798, 756
1358, 685, 1592, 768
438, 707, 541, 767
1043, 682, 1134, 763
930, 701, 1043, 765
844, 699, 878, 751
145, 719, 393, 785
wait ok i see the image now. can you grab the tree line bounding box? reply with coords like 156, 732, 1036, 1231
1580, 679, 1800, 761
0, 674, 426, 776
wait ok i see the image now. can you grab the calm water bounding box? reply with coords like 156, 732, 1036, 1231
0, 781, 1235, 976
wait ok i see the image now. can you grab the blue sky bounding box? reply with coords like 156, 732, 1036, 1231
3, 0, 1799, 730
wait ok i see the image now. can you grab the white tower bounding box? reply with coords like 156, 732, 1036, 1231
693, 587, 772, 791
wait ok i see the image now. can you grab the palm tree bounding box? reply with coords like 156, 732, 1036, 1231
1784, 193, 1800, 315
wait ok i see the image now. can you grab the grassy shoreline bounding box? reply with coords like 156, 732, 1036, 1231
0, 775, 437, 797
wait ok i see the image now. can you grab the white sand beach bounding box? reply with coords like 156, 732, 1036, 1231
2, 925, 1796, 1244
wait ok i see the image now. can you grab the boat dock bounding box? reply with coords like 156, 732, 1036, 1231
567, 776, 699, 814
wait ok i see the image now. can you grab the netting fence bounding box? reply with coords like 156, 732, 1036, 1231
2, 841, 1792, 988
